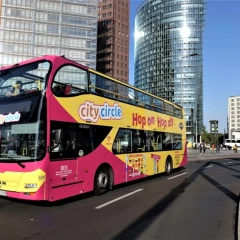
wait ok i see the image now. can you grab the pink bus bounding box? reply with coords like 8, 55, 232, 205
0, 55, 187, 201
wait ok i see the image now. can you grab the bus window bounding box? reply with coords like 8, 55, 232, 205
173, 134, 182, 150
165, 103, 174, 116
152, 132, 163, 151
163, 133, 173, 150
132, 130, 147, 152
50, 122, 77, 159
90, 73, 117, 99
113, 129, 132, 154
52, 65, 88, 96
144, 131, 154, 151
50, 122, 111, 159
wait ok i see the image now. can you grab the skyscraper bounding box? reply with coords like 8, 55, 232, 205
134, 0, 205, 144
0, 0, 98, 68
97, 0, 129, 84
228, 96, 240, 139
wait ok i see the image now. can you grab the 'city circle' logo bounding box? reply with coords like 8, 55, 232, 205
179, 122, 184, 130
79, 101, 122, 122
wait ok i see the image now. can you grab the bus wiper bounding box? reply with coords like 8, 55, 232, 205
7, 157, 25, 168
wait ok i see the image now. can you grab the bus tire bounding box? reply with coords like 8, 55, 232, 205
165, 157, 173, 175
94, 166, 110, 196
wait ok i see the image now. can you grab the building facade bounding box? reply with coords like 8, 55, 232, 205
228, 96, 240, 139
134, 0, 205, 144
0, 0, 98, 68
97, 0, 129, 84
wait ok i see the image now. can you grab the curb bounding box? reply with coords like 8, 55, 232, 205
187, 154, 240, 161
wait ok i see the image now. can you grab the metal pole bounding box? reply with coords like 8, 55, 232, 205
180, 62, 182, 106
196, 116, 197, 143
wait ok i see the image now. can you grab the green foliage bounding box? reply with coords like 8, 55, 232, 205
201, 125, 211, 143
201, 125, 224, 144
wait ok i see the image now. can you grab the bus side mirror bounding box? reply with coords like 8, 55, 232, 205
55, 129, 63, 144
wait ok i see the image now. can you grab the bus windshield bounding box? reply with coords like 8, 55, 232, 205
0, 94, 46, 162
0, 61, 50, 97
0, 61, 49, 162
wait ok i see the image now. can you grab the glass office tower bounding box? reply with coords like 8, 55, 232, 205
134, 0, 205, 144
0, 0, 98, 69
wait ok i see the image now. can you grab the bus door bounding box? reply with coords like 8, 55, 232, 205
49, 125, 78, 188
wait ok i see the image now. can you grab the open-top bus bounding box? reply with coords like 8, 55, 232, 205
0, 55, 187, 201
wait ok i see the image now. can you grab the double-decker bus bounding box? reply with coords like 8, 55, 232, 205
0, 55, 187, 202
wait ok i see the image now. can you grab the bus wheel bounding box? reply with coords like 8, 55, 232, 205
94, 166, 110, 196
165, 157, 173, 175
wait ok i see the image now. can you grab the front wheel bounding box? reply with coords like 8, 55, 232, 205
165, 158, 173, 175
94, 166, 110, 196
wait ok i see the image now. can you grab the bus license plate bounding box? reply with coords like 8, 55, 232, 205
0, 190, 7, 196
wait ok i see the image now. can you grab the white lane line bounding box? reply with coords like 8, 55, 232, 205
205, 165, 213, 168
238, 193, 240, 240
201, 165, 213, 169
95, 189, 144, 209
168, 172, 187, 180
227, 162, 233, 164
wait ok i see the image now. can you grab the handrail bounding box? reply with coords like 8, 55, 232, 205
89, 85, 173, 114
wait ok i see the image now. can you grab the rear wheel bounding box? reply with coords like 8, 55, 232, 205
94, 166, 110, 196
165, 157, 173, 175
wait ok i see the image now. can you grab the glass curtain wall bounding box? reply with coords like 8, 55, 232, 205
134, 0, 205, 144
0, 0, 98, 69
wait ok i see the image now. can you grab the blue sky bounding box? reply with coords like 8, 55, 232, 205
129, 0, 240, 134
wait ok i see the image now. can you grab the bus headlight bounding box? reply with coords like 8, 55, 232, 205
24, 183, 37, 189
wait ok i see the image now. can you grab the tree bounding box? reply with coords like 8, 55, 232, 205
201, 125, 211, 143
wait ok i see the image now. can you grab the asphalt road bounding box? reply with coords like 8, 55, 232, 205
1, 156, 240, 240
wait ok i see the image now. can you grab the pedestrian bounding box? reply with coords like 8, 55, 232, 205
202, 141, 206, 155
233, 144, 237, 154
211, 143, 215, 153
216, 144, 220, 155
199, 142, 202, 154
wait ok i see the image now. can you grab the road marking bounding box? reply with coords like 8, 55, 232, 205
168, 172, 187, 180
205, 165, 213, 168
227, 162, 233, 164
201, 165, 213, 169
95, 189, 144, 209
202, 165, 213, 169
237, 193, 240, 240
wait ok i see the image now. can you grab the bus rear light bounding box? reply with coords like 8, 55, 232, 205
24, 192, 36, 196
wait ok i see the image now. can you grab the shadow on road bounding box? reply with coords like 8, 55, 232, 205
112, 160, 239, 240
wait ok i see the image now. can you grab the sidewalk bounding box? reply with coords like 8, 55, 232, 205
187, 148, 240, 161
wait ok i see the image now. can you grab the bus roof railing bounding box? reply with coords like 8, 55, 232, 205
90, 85, 180, 117
89, 68, 182, 110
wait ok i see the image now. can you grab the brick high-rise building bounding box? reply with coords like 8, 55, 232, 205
97, 0, 129, 84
